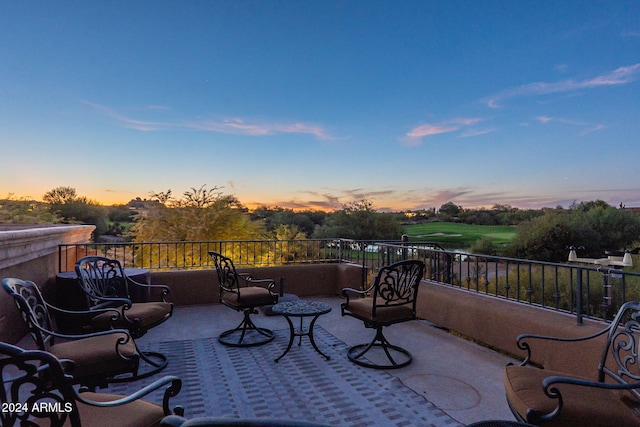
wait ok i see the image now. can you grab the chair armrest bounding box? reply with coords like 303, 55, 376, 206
126, 277, 172, 303
523, 375, 640, 423
516, 328, 609, 367
45, 301, 122, 321
544, 375, 640, 392
75, 375, 183, 416
242, 276, 277, 293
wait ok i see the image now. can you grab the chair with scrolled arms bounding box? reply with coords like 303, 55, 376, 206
2, 277, 152, 390
0, 341, 183, 427
208, 251, 278, 347
75, 256, 172, 374
74, 256, 173, 339
341, 259, 425, 369
504, 300, 640, 426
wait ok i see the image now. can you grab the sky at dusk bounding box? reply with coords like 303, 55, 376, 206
1, 1, 639, 212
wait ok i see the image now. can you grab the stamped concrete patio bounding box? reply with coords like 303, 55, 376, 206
131, 296, 518, 426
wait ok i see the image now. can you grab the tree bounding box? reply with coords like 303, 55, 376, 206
130, 185, 264, 242
506, 202, 640, 262
313, 199, 403, 241
42, 187, 108, 236
0, 195, 60, 224
43, 186, 78, 205
439, 202, 461, 216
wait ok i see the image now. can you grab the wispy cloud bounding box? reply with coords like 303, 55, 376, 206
535, 115, 605, 135
403, 117, 487, 145
621, 31, 640, 38
82, 101, 334, 140
484, 63, 640, 108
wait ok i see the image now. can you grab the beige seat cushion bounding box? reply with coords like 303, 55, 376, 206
34, 392, 164, 427
504, 365, 640, 427
221, 286, 275, 308
50, 333, 138, 380
346, 297, 414, 323
78, 392, 165, 427
92, 302, 172, 330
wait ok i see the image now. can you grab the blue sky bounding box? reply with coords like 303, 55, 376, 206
1, 1, 639, 211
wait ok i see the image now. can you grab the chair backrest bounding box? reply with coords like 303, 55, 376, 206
2, 278, 53, 350
0, 341, 82, 427
600, 301, 640, 398
371, 260, 425, 313
209, 252, 240, 294
75, 256, 130, 305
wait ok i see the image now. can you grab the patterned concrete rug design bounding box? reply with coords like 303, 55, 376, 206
105, 328, 463, 427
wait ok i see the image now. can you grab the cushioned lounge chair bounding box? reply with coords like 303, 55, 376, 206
504, 300, 640, 426
0, 341, 183, 427
3, 277, 150, 389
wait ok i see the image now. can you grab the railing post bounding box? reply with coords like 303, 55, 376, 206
576, 268, 583, 325
401, 234, 408, 260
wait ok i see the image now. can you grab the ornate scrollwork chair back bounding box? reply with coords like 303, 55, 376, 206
2, 277, 55, 350
209, 251, 278, 347
504, 300, 640, 426
341, 259, 425, 369
2, 277, 141, 390
74, 256, 173, 339
0, 341, 183, 427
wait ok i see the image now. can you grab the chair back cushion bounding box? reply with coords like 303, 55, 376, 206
1, 278, 53, 350
75, 256, 130, 305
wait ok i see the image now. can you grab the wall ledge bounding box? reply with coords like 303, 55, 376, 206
0, 225, 95, 270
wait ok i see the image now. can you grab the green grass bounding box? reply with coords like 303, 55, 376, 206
403, 222, 517, 249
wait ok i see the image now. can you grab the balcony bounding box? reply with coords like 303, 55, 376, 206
2, 225, 633, 425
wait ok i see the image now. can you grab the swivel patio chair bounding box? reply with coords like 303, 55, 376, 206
3, 277, 150, 390
74, 256, 173, 339
0, 341, 183, 427
341, 259, 425, 369
209, 251, 278, 347
504, 300, 640, 426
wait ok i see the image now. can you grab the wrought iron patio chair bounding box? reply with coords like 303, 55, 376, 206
341, 259, 425, 369
209, 251, 278, 347
74, 256, 173, 339
0, 341, 183, 427
2, 277, 152, 389
74, 256, 172, 374
504, 300, 640, 426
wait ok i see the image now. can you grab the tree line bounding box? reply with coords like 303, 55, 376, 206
2, 186, 640, 263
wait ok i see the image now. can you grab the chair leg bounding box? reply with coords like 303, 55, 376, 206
347, 325, 412, 369
219, 308, 275, 347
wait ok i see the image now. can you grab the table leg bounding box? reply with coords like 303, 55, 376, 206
274, 315, 295, 363
308, 314, 330, 360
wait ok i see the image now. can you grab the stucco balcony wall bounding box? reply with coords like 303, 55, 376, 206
0, 225, 95, 344
149, 262, 363, 306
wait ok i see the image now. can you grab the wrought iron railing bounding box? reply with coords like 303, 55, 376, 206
59, 238, 640, 322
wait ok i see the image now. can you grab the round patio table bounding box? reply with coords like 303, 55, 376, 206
272, 300, 332, 362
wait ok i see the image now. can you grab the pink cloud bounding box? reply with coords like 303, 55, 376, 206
82, 101, 334, 140
404, 117, 485, 145
485, 63, 640, 108
535, 115, 605, 135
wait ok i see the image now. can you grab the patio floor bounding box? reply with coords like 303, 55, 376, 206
131, 296, 519, 426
